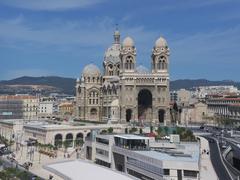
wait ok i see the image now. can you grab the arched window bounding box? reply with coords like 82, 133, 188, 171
158, 56, 167, 70
159, 56, 167, 69
126, 56, 134, 70
78, 86, 81, 94
108, 88, 112, 95
125, 60, 129, 69
54, 134, 63, 147
88, 91, 99, 105
162, 60, 165, 69
116, 64, 120, 75
108, 64, 113, 76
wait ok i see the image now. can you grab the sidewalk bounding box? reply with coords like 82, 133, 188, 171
14, 145, 79, 180
198, 136, 218, 180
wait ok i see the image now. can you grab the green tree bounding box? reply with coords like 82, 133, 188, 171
75, 139, 84, 147
107, 127, 113, 134
150, 125, 154, 133
63, 140, 69, 152
164, 126, 169, 135
129, 127, 138, 134
101, 129, 107, 134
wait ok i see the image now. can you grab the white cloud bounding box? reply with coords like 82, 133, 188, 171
0, 0, 105, 11
157, 0, 239, 11
171, 26, 240, 63
0, 16, 158, 53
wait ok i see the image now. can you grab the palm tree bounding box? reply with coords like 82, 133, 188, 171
63, 140, 69, 153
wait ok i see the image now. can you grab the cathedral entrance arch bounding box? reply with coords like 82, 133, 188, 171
126, 109, 132, 122
138, 89, 152, 121
90, 108, 98, 120
158, 109, 165, 123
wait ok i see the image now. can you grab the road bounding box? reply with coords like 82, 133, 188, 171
222, 139, 240, 177
204, 136, 232, 180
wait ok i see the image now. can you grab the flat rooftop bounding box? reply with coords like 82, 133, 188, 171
114, 134, 150, 140
135, 143, 199, 163
24, 122, 125, 130
45, 160, 134, 180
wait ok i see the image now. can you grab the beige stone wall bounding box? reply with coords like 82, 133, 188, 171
180, 102, 208, 125
177, 89, 191, 106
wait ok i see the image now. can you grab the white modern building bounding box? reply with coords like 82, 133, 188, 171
44, 160, 134, 180
85, 134, 200, 180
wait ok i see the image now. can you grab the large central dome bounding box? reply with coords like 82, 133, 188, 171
104, 44, 121, 64
136, 65, 150, 74
82, 63, 101, 77
104, 30, 121, 64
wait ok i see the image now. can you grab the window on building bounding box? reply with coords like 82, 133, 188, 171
183, 170, 198, 177
96, 138, 109, 145
96, 148, 109, 157
89, 91, 99, 105
163, 169, 170, 176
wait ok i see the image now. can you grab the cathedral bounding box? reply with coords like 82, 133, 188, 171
76, 29, 170, 125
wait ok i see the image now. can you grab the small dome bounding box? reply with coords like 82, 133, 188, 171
155, 37, 168, 48
136, 65, 149, 74
122, 36, 134, 47
114, 30, 120, 36
82, 63, 101, 77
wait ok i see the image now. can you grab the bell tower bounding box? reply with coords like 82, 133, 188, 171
120, 36, 136, 74
151, 37, 170, 74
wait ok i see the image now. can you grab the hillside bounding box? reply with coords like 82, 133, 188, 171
170, 79, 240, 90
0, 76, 239, 95
0, 76, 76, 95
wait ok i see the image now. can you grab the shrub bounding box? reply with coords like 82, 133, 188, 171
107, 127, 113, 134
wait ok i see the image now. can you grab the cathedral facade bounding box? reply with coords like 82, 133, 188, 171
76, 30, 170, 124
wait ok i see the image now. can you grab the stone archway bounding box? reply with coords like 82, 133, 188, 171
138, 89, 152, 122
65, 133, 73, 147
126, 109, 132, 122
75, 133, 84, 147
54, 134, 63, 148
158, 109, 165, 123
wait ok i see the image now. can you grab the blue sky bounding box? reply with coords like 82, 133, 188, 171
0, 0, 240, 81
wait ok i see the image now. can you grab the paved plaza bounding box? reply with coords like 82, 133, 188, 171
13, 144, 80, 180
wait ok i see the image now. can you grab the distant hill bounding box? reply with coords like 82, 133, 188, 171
0, 76, 76, 95
0, 76, 239, 95
170, 79, 240, 90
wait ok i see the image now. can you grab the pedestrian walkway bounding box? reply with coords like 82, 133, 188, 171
198, 136, 218, 180
13, 145, 80, 180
